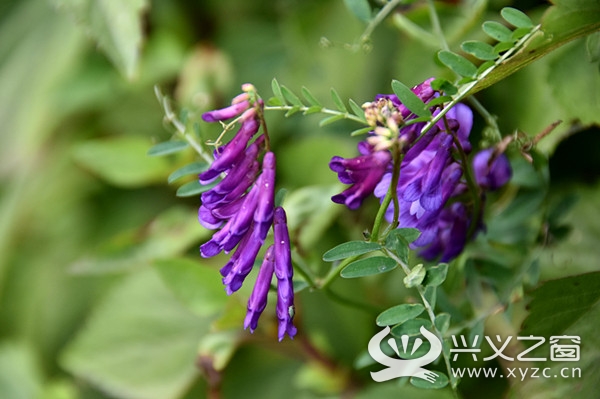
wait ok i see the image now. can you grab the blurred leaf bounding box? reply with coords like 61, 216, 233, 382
0, 343, 42, 399
354, 383, 455, 399
391, 80, 432, 118
198, 330, 240, 372
376, 304, 425, 326
461, 40, 499, 61
423, 263, 449, 287
501, 7, 534, 29
410, 371, 449, 389
521, 271, 600, 337
51, 0, 148, 79
319, 114, 346, 126
343, 0, 371, 23
330, 88, 348, 112
586, 31, 600, 62
71, 207, 209, 274
283, 185, 343, 250
340, 256, 397, 278
295, 360, 346, 394
323, 241, 381, 262
482, 21, 514, 43
154, 257, 228, 318
147, 140, 189, 156
168, 161, 208, 183
348, 98, 365, 119
430, 78, 458, 95
548, 38, 600, 126
60, 269, 207, 399
301, 86, 322, 107
434, 313, 451, 335
176, 180, 217, 197
281, 85, 303, 107
271, 78, 286, 105
437, 50, 478, 78
72, 136, 170, 187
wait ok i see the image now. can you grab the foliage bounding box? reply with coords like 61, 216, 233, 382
0, 0, 599, 398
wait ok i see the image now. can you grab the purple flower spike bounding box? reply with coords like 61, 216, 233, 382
221, 228, 263, 295
330, 146, 392, 210
273, 207, 296, 340
244, 245, 275, 333
473, 149, 512, 190
201, 93, 250, 122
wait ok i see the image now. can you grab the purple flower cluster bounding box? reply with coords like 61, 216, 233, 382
330, 79, 512, 262
199, 85, 296, 341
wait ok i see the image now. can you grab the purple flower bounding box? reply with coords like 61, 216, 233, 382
418, 202, 470, 262
273, 207, 297, 341
199, 85, 296, 339
330, 144, 392, 209
244, 246, 275, 333
473, 148, 512, 190
201, 93, 250, 122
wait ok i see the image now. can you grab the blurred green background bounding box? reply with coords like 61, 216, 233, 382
0, 0, 599, 398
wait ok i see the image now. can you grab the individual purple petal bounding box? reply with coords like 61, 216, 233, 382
221, 227, 263, 295
273, 207, 296, 340
253, 152, 276, 240
201, 93, 250, 122
473, 149, 512, 190
244, 245, 275, 333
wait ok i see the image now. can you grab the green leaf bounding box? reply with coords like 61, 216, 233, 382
476, 60, 495, 75
348, 98, 366, 120
404, 264, 426, 288
60, 269, 208, 399
493, 41, 514, 54
147, 140, 189, 156
281, 85, 303, 107
461, 40, 499, 61
176, 180, 217, 197
385, 228, 421, 264
72, 136, 170, 187
271, 78, 286, 104
285, 105, 302, 117
167, 162, 208, 183
391, 80, 431, 118
434, 313, 451, 335
437, 50, 478, 78
330, 88, 348, 112
376, 304, 425, 326
350, 126, 373, 136
301, 86, 322, 107
423, 263, 449, 287
430, 78, 458, 95
501, 7, 533, 29
319, 114, 346, 126
511, 26, 533, 41
303, 105, 323, 115
521, 271, 600, 337
323, 241, 381, 261
427, 95, 453, 108
51, 0, 148, 79
266, 96, 283, 106
70, 207, 209, 275
410, 371, 449, 389
340, 256, 397, 278
391, 319, 432, 337
343, 0, 372, 22
154, 257, 228, 318
482, 21, 514, 43
586, 31, 600, 62
0, 344, 42, 399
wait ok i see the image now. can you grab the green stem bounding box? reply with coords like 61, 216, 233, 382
467, 96, 502, 142
318, 255, 360, 290
371, 188, 393, 243
443, 116, 482, 239
357, 0, 405, 47
426, 0, 449, 51
154, 86, 213, 164
264, 105, 367, 125
390, 146, 403, 229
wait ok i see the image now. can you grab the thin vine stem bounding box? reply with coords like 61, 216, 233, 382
154, 86, 213, 164
426, 0, 450, 51
356, 0, 404, 49
264, 104, 368, 125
